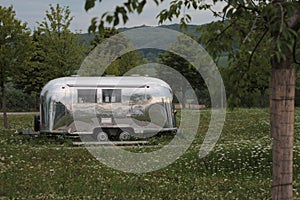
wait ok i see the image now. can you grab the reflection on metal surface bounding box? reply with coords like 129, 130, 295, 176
40, 76, 177, 138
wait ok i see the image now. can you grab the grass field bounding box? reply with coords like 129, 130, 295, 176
0, 108, 300, 199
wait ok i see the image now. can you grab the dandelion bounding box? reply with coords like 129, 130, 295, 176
50, 169, 55, 176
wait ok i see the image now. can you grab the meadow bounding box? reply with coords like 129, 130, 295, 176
0, 108, 300, 199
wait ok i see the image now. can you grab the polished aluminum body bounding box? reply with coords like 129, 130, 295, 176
40, 76, 176, 136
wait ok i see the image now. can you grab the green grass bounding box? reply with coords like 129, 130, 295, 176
0, 109, 300, 199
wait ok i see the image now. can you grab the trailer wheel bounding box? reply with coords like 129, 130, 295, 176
119, 131, 131, 141
96, 131, 109, 141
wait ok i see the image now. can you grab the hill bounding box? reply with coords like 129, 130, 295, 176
79, 23, 229, 67
79, 23, 203, 45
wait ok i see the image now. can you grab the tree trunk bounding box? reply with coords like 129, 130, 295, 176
260, 89, 265, 108
270, 68, 295, 200
0, 80, 8, 129
35, 93, 40, 111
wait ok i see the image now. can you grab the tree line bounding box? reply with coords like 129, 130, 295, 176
0, 4, 84, 128
0, 4, 145, 127
1, 0, 300, 198
1, 3, 300, 118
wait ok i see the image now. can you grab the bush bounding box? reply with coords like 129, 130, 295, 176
0, 87, 38, 112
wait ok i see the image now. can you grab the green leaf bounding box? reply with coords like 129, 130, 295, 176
88, 17, 97, 33
124, 2, 132, 12
122, 13, 129, 24
113, 13, 119, 26
192, 1, 198, 9
137, 0, 146, 14
237, 0, 245, 6
97, 21, 104, 34
85, 0, 96, 11
106, 15, 113, 24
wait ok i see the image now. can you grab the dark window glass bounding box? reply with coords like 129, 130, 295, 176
102, 89, 121, 103
78, 89, 97, 103
54, 102, 66, 127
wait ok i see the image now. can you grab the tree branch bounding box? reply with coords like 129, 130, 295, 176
293, 35, 300, 65
207, 18, 238, 47
223, 0, 260, 13
248, 28, 268, 68
243, 15, 258, 44
275, 2, 284, 40
287, 2, 300, 29
208, 7, 227, 20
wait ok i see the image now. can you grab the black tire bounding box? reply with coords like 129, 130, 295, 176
119, 131, 131, 141
96, 131, 109, 141
34, 115, 40, 132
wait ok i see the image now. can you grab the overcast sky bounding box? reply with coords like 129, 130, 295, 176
1, 0, 223, 33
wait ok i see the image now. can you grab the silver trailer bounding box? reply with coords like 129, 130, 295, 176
36, 76, 177, 141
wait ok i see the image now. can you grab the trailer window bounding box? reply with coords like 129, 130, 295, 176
102, 89, 121, 103
78, 89, 97, 103
53, 102, 66, 127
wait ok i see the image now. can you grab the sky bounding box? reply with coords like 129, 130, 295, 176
1, 0, 223, 33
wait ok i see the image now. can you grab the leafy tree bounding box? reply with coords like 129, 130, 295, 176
14, 31, 47, 109
156, 33, 214, 107
0, 84, 36, 112
223, 49, 271, 108
80, 27, 145, 76
107, 50, 145, 75
37, 4, 84, 76
39, 4, 88, 75
199, 7, 299, 198
199, 17, 270, 108
85, 0, 300, 198
15, 4, 88, 108
203, 20, 273, 108
158, 51, 209, 106
0, 6, 32, 128
90, 27, 119, 48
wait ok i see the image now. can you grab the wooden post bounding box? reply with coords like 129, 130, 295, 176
0, 77, 8, 129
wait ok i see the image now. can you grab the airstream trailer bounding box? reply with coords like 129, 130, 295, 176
36, 76, 177, 141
